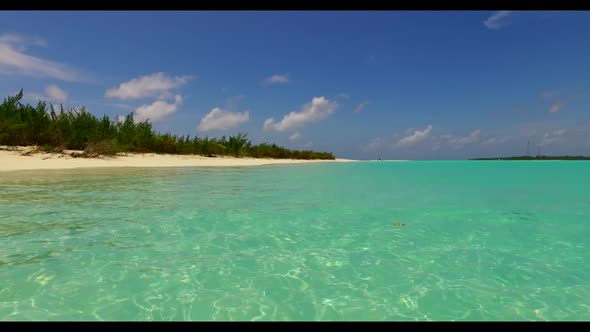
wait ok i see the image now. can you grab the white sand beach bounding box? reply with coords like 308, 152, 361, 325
0, 146, 357, 172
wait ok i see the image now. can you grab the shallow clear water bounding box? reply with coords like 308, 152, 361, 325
1, 161, 589, 321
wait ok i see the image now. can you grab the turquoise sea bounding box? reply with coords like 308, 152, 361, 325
1, 161, 589, 321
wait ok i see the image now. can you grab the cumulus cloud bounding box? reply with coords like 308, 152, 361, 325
263, 74, 289, 85
0, 33, 80, 81
545, 94, 584, 113
263, 96, 337, 132
481, 136, 509, 145
432, 141, 442, 151
105, 72, 192, 100
484, 11, 513, 30
134, 95, 183, 123
539, 88, 589, 113
447, 129, 481, 149
540, 89, 563, 99
0, 34, 47, 49
542, 129, 567, 145
395, 125, 433, 147
548, 101, 564, 113
288, 132, 301, 141
364, 137, 385, 151
25, 84, 68, 104
335, 93, 351, 100
197, 107, 250, 132
44, 84, 67, 104
353, 101, 369, 113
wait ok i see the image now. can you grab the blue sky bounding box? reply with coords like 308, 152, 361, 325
1, 11, 589, 160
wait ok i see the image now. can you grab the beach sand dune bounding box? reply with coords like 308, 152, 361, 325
0, 146, 356, 172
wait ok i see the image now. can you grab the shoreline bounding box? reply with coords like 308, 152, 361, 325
0, 146, 357, 172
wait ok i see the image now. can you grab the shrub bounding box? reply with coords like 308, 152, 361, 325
0, 91, 336, 160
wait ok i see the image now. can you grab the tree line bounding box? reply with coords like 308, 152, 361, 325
0, 91, 335, 160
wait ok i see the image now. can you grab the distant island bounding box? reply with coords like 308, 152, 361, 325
0, 91, 335, 160
471, 156, 590, 161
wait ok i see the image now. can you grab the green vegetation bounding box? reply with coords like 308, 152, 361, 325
471, 156, 590, 160
0, 91, 335, 160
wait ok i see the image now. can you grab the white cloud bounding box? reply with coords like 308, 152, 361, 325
197, 107, 250, 132
303, 141, 313, 149
116, 115, 126, 124
288, 132, 301, 141
0, 34, 47, 50
432, 129, 481, 150
395, 125, 433, 147
540, 88, 589, 113
134, 95, 183, 123
353, 101, 369, 113
540, 89, 563, 99
364, 137, 385, 151
105, 72, 192, 100
484, 11, 513, 30
542, 129, 567, 146
548, 101, 564, 113
264, 74, 289, 85
263, 96, 337, 132
447, 129, 481, 149
481, 136, 509, 145
25, 84, 68, 104
0, 33, 80, 81
44, 84, 67, 104
336, 93, 350, 100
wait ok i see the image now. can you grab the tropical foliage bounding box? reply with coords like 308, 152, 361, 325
0, 91, 335, 160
